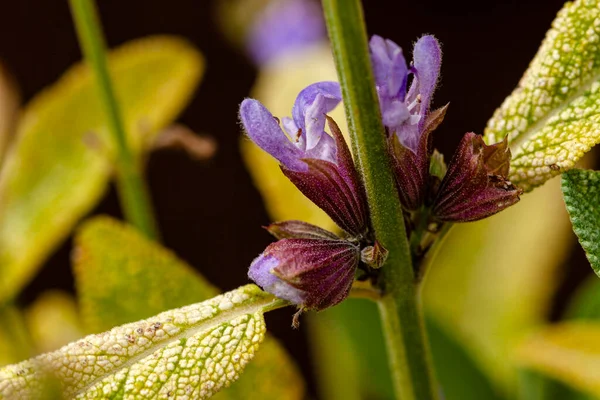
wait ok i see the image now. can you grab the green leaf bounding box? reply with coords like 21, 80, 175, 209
0, 35, 204, 305
485, 0, 600, 192
516, 322, 600, 398
566, 276, 600, 320
562, 169, 600, 273
73, 216, 304, 400
0, 304, 34, 368
0, 285, 275, 399
427, 315, 502, 400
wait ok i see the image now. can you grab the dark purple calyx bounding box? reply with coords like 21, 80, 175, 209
432, 132, 522, 222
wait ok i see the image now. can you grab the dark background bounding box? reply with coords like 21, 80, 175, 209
0, 0, 592, 398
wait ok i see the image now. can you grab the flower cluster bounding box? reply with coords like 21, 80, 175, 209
240, 35, 522, 316
371, 35, 522, 223
240, 83, 377, 316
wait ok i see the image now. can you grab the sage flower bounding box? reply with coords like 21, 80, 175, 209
248, 221, 360, 311
370, 34, 443, 210
240, 82, 369, 236
431, 132, 522, 222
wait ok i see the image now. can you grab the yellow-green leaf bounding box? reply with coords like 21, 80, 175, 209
424, 175, 572, 391
0, 285, 274, 399
0, 35, 203, 305
0, 304, 34, 368
73, 216, 304, 400
25, 291, 84, 355
516, 322, 600, 398
485, 0, 600, 191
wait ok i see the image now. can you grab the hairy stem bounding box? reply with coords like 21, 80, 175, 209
69, 0, 159, 239
322, 0, 439, 398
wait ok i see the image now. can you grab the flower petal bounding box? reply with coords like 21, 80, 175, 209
246, 0, 327, 66
282, 117, 369, 236
248, 253, 306, 305
291, 82, 342, 150
369, 35, 408, 100
412, 35, 442, 119
240, 98, 307, 171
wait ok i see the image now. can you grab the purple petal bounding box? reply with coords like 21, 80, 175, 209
249, 253, 306, 304
412, 35, 442, 117
369, 35, 408, 100
240, 98, 307, 171
291, 82, 342, 150
282, 117, 369, 236
246, 0, 327, 66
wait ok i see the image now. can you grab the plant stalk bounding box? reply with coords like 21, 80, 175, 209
322, 0, 438, 398
69, 0, 159, 239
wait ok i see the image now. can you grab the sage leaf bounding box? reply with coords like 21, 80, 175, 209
0, 285, 275, 399
562, 169, 600, 273
73, 216, 305, 400
0, 35, 203, 305
485, 0, 600, 191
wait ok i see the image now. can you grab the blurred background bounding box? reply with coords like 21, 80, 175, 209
0, 0, 595, 398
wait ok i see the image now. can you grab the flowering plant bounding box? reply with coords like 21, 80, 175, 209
1, 0, 600, 399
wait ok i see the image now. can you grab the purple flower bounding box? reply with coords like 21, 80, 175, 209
431, 133, 522, 222
240, 82, 369, 236
370, 35, 441, 151
370, 35, 444, 211
248, 221, 360, 311
246, 0, 327, 66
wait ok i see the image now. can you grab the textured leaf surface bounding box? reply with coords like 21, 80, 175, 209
424, 175, 572, 391
74, 217, 304, 400
485, 0, 600, 191
516, 322, 600, 398
0, 285, 273, 399
0, 35, 203, 304
562, 169, 600, 273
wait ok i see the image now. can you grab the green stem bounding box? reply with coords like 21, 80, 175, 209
69, 0, 159, 239
322, 0, 438, 398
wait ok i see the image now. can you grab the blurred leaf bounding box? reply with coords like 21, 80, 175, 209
516, 322, 600, 399
244, 42, 345, 230
0, 285, 273, 399
25, 291, 83, 355
74, 216, 304, 400
308, 299, 393, 400
567, 276, 600, 320
485, 0, 600, 191
426, 315, 503, 400
562, 169, 600, 273
424, 175, 572, 392
0, 63, 20, 166
0, 304, 34, 367
0, 35, 204, 305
